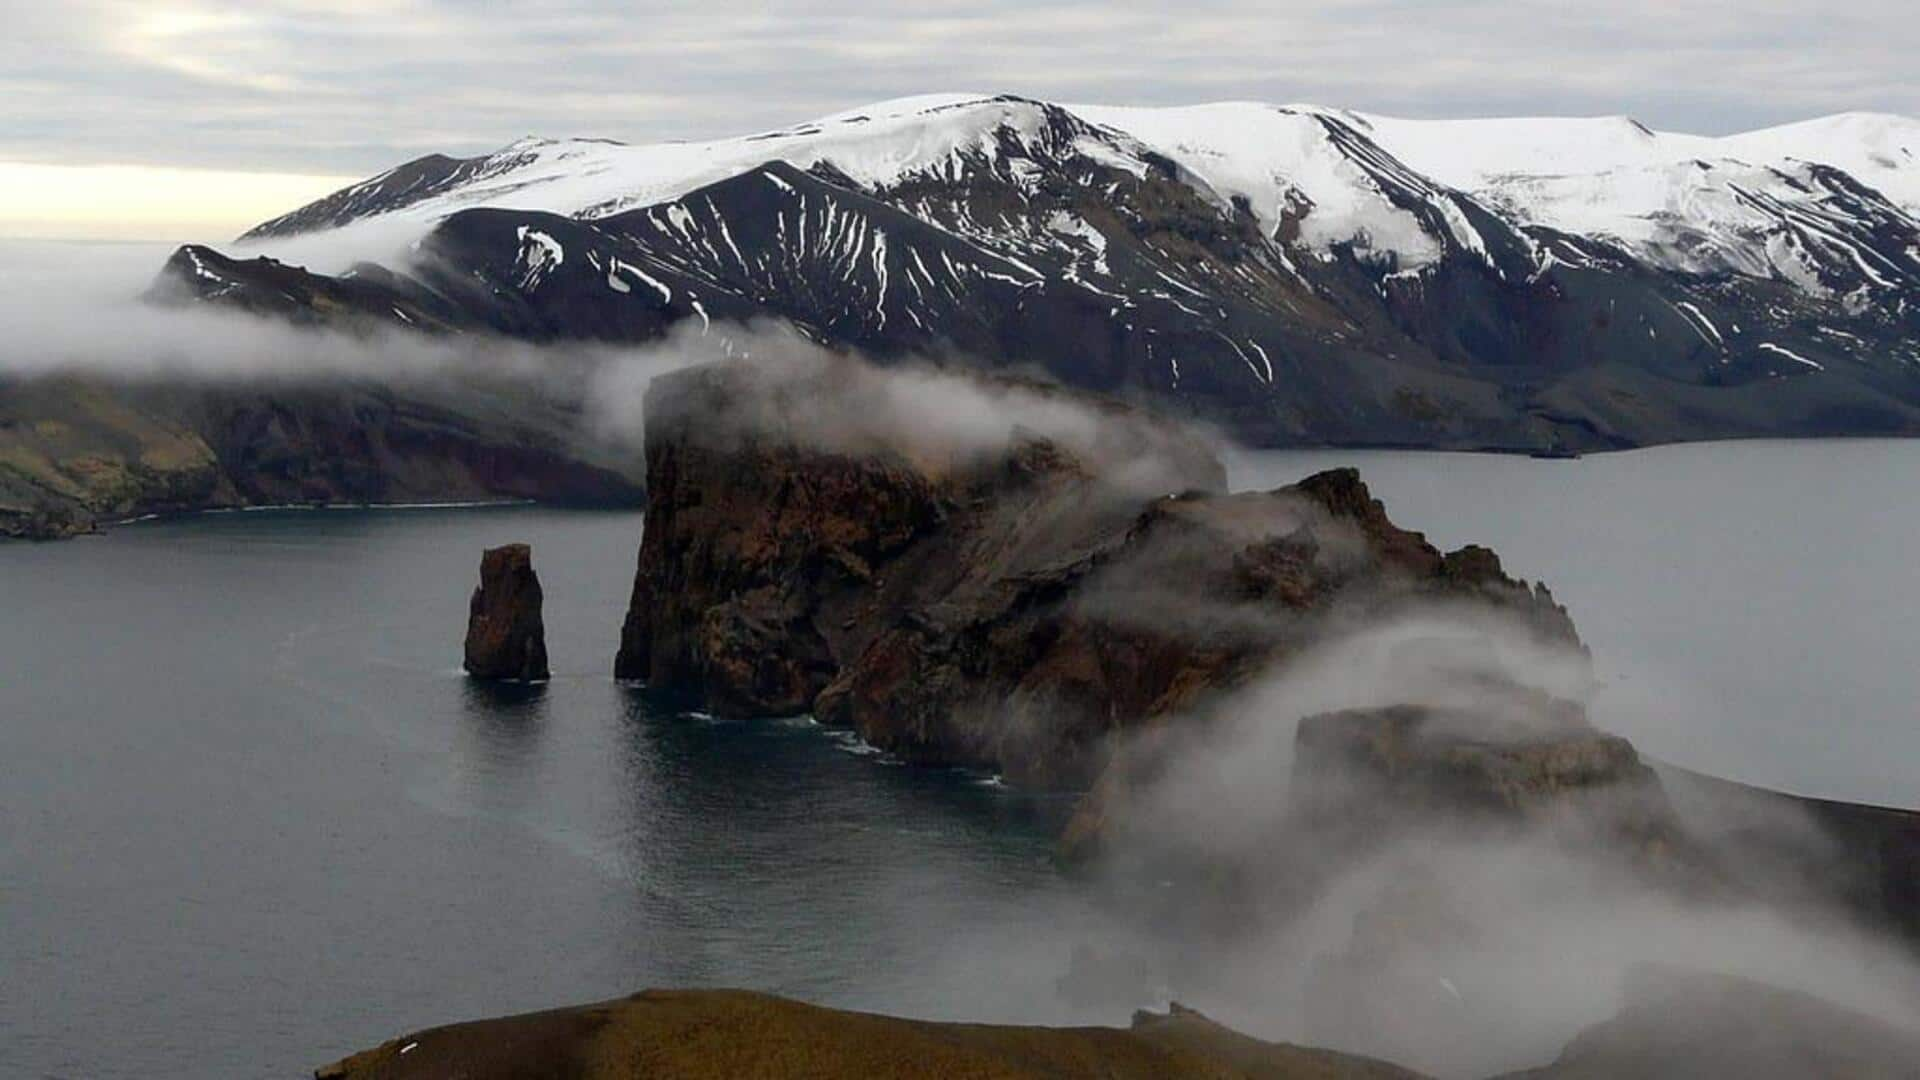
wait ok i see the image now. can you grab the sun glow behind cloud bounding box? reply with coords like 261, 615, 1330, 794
0, 162, 352, 242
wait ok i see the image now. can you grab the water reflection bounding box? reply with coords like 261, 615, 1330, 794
452, 677, 551, 812
459, 676, 552, 716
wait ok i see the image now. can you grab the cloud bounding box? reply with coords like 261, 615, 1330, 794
0, 238, 698, 450
0, 239, 1194, 483
1064, 599, 1920, 1075
4, 0, 1916, 197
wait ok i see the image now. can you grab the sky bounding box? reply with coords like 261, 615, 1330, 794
4, 0, 1917, 241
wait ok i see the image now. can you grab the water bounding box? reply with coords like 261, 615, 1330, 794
4, 440, 1916, 1076
0, 506, 1091, 1079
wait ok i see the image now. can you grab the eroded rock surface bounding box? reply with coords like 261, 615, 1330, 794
616, 359, 1578, 799
465, 543, 550, 682
0, 374, 644, 540
1290, 695, 1702, 877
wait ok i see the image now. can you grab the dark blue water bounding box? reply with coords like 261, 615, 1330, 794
0, 506, 1093, 1079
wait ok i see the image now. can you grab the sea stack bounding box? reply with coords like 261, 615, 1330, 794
464, 543, 549, 682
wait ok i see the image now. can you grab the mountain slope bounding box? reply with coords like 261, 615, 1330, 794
182, 94, 1920, 451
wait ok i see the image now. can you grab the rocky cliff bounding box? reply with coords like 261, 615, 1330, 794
616, 359, 1579, 796
464, 543, 550, 681
1287, 697, 1702, 878
0, 374, 643, 540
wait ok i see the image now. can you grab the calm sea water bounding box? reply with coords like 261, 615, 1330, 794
3, 439, 1915, 1077
0, 506, 1091, 1079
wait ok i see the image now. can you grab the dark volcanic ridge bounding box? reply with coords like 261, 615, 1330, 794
613, 357, 1579, 794
25, 95, 1920, 536
0, 373, 643, 540
165, 95, 1920, 454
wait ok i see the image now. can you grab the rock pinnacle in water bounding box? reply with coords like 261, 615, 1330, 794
464, 543, 550, 682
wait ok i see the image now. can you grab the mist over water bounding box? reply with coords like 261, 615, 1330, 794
1231, 442, 1920, 809
4, 435, 1919, 1075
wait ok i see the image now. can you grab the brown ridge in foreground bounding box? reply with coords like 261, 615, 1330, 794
315, 989, 1423, 1080
316, 972, 1920, 1080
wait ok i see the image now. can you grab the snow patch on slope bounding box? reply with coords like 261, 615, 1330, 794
241, 94, 1920, 304
1075, 102, 1452, 270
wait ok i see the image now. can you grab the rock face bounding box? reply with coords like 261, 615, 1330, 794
617, 358, 1578, 798
613, 357, 1918, 954
464, 544, 550, 681
0, 374, 644, 540
1290, 696, 1701, 877
1279, 694, 1721, 1074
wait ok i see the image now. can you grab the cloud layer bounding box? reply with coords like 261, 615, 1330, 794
7, 0, 1917, 187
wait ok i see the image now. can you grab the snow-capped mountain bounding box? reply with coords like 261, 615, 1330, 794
161, 93, 1920, 451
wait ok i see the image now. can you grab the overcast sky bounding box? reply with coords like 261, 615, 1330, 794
4, 0, 1917, 239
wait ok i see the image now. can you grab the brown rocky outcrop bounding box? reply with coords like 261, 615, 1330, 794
464, 543, 550, 681
611, 358, 1919, 948
1279, 693, 1723, 1073
1288, 695, 1702, 879
616, 358, 1579, 800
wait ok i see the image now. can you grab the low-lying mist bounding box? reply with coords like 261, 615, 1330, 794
0, 240, 1199, 475
918, 599, 1920, 1076
0, 239, 667, 394
8, 239, 1915, 1076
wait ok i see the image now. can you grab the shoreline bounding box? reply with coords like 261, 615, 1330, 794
108, 497, 543, 529
12, 432, 1920, 543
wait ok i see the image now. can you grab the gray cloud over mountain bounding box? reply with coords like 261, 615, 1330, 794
6, 0, 1917, 176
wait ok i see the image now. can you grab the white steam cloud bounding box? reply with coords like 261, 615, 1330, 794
1060, 599, 1920, 1077
0, 240, 1207, 481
